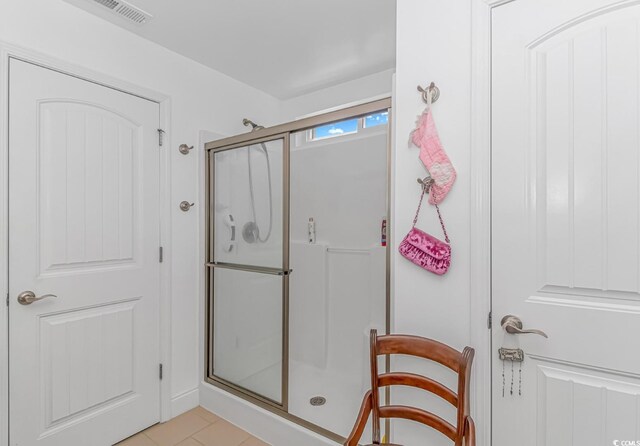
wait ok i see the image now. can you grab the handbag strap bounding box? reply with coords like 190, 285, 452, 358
412, 183, 451, 244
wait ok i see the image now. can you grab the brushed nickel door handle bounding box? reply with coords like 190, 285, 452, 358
17, 290, 57, 305
501, 314, 548, 338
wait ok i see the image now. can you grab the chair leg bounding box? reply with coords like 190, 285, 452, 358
464, 417, 476, 446
344, 391, 374, 446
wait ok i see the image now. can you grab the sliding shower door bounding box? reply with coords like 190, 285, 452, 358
205, 98, 391, 443
206, 134, 289, 407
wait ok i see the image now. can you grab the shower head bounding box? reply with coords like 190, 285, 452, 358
242, 118, 264, 131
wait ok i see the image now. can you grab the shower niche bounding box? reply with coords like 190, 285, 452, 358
205, 99, 390, 442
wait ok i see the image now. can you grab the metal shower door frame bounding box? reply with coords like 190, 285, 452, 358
204, 97, 392, 443
206, 132, 291, 410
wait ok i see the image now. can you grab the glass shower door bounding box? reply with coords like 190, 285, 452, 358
207, 135, 289, 407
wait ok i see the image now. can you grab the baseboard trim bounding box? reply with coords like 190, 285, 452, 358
199, 382, 335, 446
171, 388, 199, 418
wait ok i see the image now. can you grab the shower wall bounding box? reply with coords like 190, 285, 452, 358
289, 128, 388, 436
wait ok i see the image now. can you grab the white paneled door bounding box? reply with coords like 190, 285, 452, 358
8, 59, 161, 445
492, 1, 640, 445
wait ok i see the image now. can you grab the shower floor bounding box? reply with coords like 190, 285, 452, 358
288, 359, 370, 438
236, 359, 369, 437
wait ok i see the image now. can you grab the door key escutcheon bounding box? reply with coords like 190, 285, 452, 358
17, 290, 57, 305
501, 315, 548, 338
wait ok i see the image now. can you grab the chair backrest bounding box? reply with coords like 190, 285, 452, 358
368, 329, 474, 446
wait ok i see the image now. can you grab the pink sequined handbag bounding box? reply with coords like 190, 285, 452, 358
398, 183, 451, 275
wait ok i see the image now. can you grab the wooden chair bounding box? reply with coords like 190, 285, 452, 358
344, 329, 475, 446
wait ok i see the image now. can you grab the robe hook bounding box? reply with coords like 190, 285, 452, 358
417, 82, 440, 104
417, 176, 434, 192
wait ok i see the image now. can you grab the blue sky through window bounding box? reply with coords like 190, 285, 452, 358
364, 111, 389, 128
312, 118, 358, 139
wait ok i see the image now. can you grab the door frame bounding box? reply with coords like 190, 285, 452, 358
469, 1, 515, 446
0, 42, 173, 446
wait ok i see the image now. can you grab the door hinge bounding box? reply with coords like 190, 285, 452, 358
487, 311, 492, 329
159, 363, 163, 380
5, 293, 8, 307
159, 246, 164, 263
157, 129, 165, 147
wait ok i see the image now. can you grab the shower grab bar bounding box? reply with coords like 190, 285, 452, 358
326, 247, 371, 255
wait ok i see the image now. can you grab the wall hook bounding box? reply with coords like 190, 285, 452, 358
179, 144, 194, 155
179, 201, 194, 212
417, 82, 440, 104
417, 176, 434, 193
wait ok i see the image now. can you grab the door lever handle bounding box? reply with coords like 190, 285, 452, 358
501, 315, 548, 338
17, 290, 57, 305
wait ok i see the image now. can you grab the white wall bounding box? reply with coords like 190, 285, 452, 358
0, 0, 281, 420
392, 0, 474, 445
280, 69, 394, 121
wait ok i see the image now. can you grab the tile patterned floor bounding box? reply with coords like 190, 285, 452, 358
116, 407, 270, 446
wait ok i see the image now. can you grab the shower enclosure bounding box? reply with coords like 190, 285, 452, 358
205, 98, 391, 442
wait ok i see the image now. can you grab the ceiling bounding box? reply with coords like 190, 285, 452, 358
63, 0, 397, 99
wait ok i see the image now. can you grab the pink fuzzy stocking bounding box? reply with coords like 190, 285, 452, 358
411, 108, 456, 204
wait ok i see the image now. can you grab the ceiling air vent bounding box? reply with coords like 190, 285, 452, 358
93, 0, 118, 9
89, 0, 152, 24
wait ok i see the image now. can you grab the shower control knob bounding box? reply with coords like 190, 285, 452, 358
179, 144, 194, 155
180, 201, 194, 212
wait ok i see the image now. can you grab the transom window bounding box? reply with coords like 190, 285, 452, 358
309, 111, 388, 141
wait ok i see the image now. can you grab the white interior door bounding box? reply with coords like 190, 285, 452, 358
9, 59, 161, 445
492, 1, 640, 444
